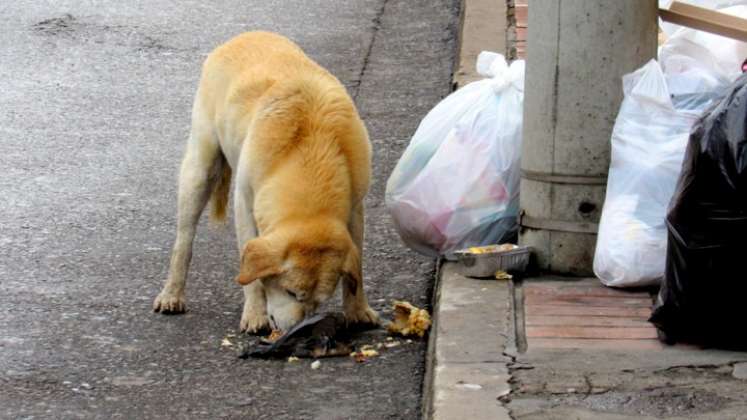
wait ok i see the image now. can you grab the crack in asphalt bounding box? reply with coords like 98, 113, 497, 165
655, 361, 746, 373
352, 0, 388, 100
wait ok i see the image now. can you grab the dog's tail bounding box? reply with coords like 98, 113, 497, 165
209, 155, 232, 224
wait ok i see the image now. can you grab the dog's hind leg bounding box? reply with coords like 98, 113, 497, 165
154, 109, 222, 314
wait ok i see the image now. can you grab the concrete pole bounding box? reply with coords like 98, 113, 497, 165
519, 0, 658, 275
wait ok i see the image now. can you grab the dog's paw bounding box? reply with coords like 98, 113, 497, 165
153, 290, 186, 314
240, 310, 270, 335
345, 305, 380, 327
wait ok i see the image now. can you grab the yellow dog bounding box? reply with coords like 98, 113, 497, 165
153, 32, 378, 332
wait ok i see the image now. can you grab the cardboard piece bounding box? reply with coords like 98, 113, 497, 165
659, 1, 747, 42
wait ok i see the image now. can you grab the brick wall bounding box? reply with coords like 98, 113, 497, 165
506, 0, 528, 60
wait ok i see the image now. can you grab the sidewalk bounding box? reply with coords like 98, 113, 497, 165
427, 267, 747, 419
424, 1, 747, 418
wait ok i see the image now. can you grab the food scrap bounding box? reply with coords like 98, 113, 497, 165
384, 340, 401, 349
350, 346, 380, 363
266, 329, 284, 342
287, 356, 300, 363
466, 244, 518, 254
310, 343, 352, 358
221, 338, 234, 347
494, 270, 513, 280
387, 301, 432, 337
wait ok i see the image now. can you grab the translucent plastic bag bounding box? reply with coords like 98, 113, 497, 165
385, 52, 525, 257
658, 0, 747, 37
593, 59, 726, 287
659, 2, 747, 81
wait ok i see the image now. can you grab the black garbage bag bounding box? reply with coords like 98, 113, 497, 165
650, 74, 747, 348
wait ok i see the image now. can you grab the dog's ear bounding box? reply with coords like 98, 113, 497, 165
235, 237, 284, 285
341, 244, 362, 296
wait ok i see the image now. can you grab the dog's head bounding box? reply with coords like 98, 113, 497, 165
235, 220, 359, 331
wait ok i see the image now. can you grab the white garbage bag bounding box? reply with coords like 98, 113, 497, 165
658, 2, 747, 81
594, 59, 726, 287
385, 52, 525, 257
659, 0, 747, 40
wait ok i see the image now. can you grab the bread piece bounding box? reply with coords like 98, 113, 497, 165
387, 301, 432, 337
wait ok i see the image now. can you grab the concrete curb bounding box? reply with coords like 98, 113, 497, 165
421, 258, 444, 420
422, 1, 510, 419
423, 263, 514, 420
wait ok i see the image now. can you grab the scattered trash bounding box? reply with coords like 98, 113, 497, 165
387, 301, 431, 338
237, 304, 424, 361
221, 338, 233, 347
238, 313, 352, 359
594, 58, 729, 287
595, 2, 747, 288
385, 51, 526, 257
310, 360, 321, 370
454, 244, 530, 278
650, 74, 747, 348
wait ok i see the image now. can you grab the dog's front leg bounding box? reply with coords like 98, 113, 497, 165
343, 203, 379, 325
154, 124, 222, 314
235, 177, 270, 333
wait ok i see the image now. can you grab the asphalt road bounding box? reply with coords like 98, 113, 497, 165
0, 1, 458, 419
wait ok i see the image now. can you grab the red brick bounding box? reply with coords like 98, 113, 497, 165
522, 280, 662, 350
516, 27, 527, 41
526, 326, 658, 340
524, 294, 652, 308
525, 304, 651, 318
515, 4, 528, 26
526, 315, 653, 327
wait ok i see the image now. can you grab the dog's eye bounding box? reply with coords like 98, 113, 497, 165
286, 289, 298, 300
